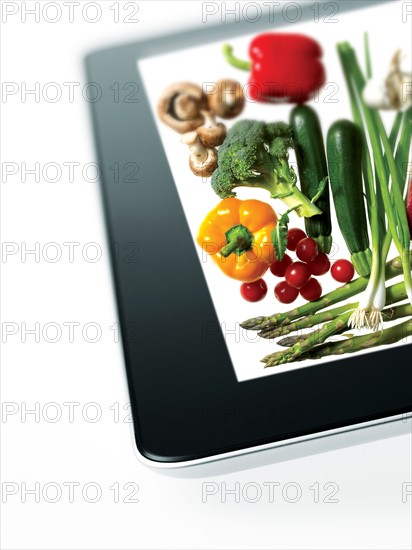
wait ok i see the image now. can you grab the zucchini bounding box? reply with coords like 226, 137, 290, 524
326, 120, 372, 277
290, 105, 332, 253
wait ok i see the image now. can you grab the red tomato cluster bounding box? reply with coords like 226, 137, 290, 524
240, 228, 355, 304
272, 232, 324, 304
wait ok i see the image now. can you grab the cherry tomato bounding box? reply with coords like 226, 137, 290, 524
300, 278, 322, 301
270, 254, 293, 277
287, 228, 307, 251
274, 281, 299, 304
296, 237, 318, 262
285, 262, 311, 289
331, 259, 355, 283
308, 252, 331, 276
240, 279, 268, 302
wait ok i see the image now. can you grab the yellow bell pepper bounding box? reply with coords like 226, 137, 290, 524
197, 198, 277, 282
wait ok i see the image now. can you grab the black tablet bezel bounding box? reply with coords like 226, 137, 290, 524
85, 0, 411, 464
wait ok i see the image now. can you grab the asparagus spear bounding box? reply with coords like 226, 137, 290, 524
277, 302, 411, 348
277, 330, 345, 348
262, 311, 353, 366
259, 281, 407, 339
295, 317, 412, 361
241, 256, 406, 331
263, 309, 412, 368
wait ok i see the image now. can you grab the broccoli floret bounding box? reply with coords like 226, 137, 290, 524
211, 120, 322, 218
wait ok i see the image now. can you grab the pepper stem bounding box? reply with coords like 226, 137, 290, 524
220, 224, 254, 257
222, 44, 251, 71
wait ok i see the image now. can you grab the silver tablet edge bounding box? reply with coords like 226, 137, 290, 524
130, 412, 412, 470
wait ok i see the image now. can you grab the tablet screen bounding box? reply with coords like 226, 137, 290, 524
138, 1, 411, 382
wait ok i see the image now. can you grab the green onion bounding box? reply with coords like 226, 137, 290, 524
337, 41, 384, 329
337, 41, 412, 321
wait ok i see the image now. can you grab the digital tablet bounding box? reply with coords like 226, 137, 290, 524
86, 0, 412, 467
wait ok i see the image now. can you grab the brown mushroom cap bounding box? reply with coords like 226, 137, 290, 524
196, 110, 227, 148
189, 148, 218, 178
181, 131, 218, 177
207, 79, 245, 119
158, 82, 207, 133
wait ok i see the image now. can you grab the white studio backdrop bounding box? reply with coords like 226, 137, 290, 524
1, 1, 412, 549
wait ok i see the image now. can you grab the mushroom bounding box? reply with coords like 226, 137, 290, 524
157, 82, 207, 133
181, 131, 218, 178
196, 110, 227, 147
207, 79, 245, 119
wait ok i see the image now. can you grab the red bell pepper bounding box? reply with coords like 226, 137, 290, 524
223, 33, 326, 104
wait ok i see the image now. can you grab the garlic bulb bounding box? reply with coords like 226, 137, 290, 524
363, 50, 412, 111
